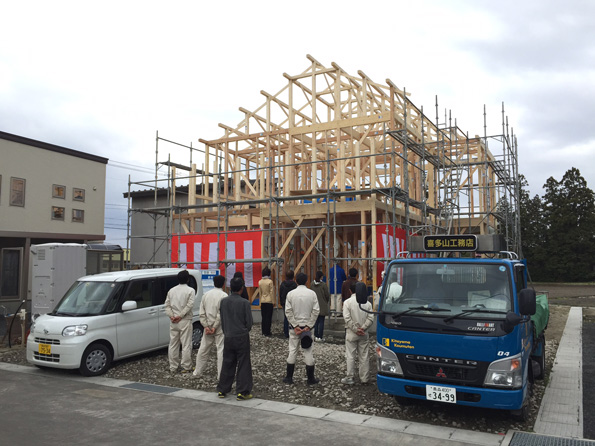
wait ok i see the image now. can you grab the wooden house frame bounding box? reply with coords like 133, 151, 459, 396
129, 55, 520, 291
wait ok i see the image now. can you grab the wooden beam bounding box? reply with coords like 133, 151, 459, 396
289, 114, 387, 136
294, 227, 326, 272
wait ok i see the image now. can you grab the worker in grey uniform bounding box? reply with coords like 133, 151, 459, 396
283, 272, 320, 385
193, 274, 227, 379
341, 281, 374, 385
164, 270, 195, 373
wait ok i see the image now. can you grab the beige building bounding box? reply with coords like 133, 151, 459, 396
0, 131, 107, 312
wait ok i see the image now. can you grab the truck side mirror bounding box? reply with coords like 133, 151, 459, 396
514, 264, 526, 289
518, 288, 536, 316
355, 282, 368, 305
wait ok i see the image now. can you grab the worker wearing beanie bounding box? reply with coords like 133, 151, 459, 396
283, 272, 320, 385
341, 281, 374, 385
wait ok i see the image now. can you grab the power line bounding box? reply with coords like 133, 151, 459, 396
107, 159, 168, 177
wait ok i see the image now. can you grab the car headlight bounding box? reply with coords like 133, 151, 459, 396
62, 325, 88, 336
376, 343, 403, 376
484, 353, 523, 388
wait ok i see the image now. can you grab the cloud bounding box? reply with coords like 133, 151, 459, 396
463, 0, 595, 73
3, 0, 595, 242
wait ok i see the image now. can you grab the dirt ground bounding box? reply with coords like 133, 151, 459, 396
532, 282, 595, 342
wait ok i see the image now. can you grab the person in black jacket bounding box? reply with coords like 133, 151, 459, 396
216, 276, 254, 401
341, 268, 359, 303
279, 270, 297, 338
233, 271, 250, 301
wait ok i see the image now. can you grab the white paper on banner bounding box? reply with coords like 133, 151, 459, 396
180, 243, 187, 268
244, 240, 253, 287
208, 242, 218, 269
389, 235, 395, 258
193, 243, 202, 270
225, 242, 236, 286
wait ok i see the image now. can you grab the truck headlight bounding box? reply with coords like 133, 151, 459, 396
62, 325, 88, 336
376, 343, 403, 376
484, 353, 522, 388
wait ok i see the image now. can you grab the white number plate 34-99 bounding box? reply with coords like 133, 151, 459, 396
426, 385, 457, 403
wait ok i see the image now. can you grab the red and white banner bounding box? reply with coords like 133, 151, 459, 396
376, 224, 407, 285
375, 224, 424, 285
171, 231, 263, 287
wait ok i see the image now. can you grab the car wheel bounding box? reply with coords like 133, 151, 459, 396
80, 343, 112, 376
192, 323, 203, 349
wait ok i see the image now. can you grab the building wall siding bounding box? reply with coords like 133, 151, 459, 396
0, 138, 106, 237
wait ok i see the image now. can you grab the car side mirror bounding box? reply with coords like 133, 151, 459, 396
122, 300, 137, 312
518, 288, 536, 316
355, 282, 368, 305
502, 311, 523, 334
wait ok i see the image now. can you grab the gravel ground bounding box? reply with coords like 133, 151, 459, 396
0, 313, 562, 434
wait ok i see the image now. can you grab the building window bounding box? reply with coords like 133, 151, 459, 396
52, 206, 65, 220
72, 209, 84, 223
53, 184, 66, 199
73, 188, 85, 202
10, 177, 25, 206
1, 248, 22, 299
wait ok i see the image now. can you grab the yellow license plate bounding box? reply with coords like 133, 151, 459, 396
38, 343, 51, 355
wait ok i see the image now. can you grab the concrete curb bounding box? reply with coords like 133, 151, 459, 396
533, 306, 583, 438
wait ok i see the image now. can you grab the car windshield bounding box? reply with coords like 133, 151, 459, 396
381, 262, 512, 319
53, 281, 120, 316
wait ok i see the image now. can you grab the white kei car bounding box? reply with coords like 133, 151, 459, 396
27, 268, 204, 376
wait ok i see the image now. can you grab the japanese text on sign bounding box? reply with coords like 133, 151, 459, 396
423, 235, 477, 252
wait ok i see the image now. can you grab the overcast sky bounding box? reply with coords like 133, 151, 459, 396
2, 0, 594, 245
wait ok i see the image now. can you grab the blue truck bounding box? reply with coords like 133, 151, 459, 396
359, 234, 548, 420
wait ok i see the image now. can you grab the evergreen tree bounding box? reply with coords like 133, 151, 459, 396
518, 175, 547, 280
541, 168, 595, 282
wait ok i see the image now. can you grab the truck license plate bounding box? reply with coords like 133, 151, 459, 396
426, 385, 456, 403
38, 343, 51, 355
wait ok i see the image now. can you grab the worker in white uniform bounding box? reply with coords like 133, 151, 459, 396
283, 272, 320, 385
342, 281, 374, 385
164, 270, 196, 373
193, 275, 227, 379
384, 269, 403, 303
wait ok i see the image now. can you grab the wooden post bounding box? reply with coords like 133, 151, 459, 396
234, 157, 241, 202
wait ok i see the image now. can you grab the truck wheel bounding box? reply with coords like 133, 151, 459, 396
80, 343, 112, 376
534, 335, 546, 380
510, 380, 532, 421
510, 403, 529, 422
192, 323, 203, 350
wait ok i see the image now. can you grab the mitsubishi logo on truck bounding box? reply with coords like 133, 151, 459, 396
436, 367, 447, 378
405, 354, 478, 366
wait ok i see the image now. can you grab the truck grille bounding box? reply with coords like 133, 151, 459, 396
401, 355, 487, 385
413, 364, 471, 380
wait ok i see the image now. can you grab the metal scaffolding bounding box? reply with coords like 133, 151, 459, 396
125, 55, 521, 294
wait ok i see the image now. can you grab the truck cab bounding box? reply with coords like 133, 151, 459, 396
370, 235, 546, 420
